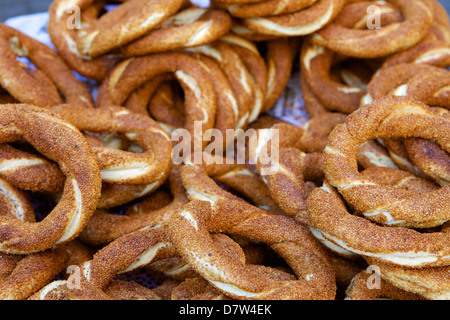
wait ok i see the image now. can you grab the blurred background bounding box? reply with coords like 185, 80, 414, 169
1, 0, 449, 22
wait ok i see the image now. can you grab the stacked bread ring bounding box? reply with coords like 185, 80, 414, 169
0, 0, 449, 301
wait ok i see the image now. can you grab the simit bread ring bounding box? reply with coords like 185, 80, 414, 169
365, 256, 450, 300
79, 167, 188, 246
0, 177, 36, 224
239, 0, 345, 37
214, 0, 318, 18
30, 226, 177, 300
141, 52, 239, 151
381, 41, 450, 69
363, 63, 450, 107
311, 0, 434, 58
192, 52, 239, 139
121, 6, 232, 56
306, 178, 450, 268
250, 119, 397, 225
300, 39, 366, 114
48, 0, 120, 81
219, 34, 268, 123
52, 104, 172, 186
0, 144, 66, 194
322, 96, 449, 228
262, 37, 298, 113
74, 0, 185, 58
246, 121, 324, 224
175, 162, 336, 299
363, 63, 450, 186
0, 240, 92, 300
344, 268, 426, 300
169, 198, 336, 299
0, 104, 102, 254
186, 40, 255, 130
96, 52, 217, 150
0, 24, 93, 109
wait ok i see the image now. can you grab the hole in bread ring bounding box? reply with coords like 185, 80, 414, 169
300, 39, 369, 114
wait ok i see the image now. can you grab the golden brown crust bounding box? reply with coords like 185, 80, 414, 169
171, 163, 336, 300
345, 269, 426, 300
121, 7, 232, 56
0, 240, 92, 300
0, 104, 101, 254
241, 0, 345, 37
79, 167, 187, 246
364, 63, 450, 186
323, 96, 449, 228
215, 0, 318, 18
311, 0, 434, 58
47, 0, 120, 81
0, 144, 65, 194
75, 0, 185, 58
365, 256, 450, 300
96, 52, 217, 150
0, 24, 94, 108
30, 227, 176, 300
300, 39, 366, 114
